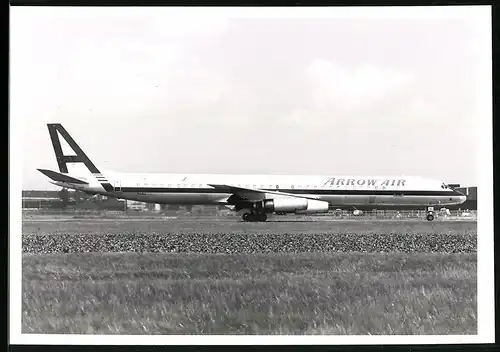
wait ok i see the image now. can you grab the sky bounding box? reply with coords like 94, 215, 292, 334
11, 6, 491, 190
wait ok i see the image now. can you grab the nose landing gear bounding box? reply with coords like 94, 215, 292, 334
426, 206, 435, 221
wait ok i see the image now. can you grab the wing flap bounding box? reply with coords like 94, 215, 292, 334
207, 184, 320, 201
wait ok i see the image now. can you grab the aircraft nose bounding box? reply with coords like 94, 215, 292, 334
455, 190, 467, 204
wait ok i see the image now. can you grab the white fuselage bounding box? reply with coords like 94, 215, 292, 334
53, 172, 466, 208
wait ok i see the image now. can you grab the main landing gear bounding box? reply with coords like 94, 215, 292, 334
426, 206, 435, 221
242, 212, 268, 222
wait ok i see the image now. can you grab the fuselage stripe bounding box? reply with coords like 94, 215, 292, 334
111, 187, 458, 197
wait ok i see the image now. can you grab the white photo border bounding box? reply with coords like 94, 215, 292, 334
9, 4, 494, 345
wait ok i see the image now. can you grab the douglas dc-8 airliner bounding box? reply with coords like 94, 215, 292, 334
38, 124, 466, 222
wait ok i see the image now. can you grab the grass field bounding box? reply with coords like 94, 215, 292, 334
21, 218, 477, 335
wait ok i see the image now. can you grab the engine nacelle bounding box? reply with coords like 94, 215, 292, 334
261, 198, 308, 212
256, 198, 329, 214
296, 199, 329, 214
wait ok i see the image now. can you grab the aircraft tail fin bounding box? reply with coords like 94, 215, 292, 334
46, 123, 114, 192
47, 123, 102, 174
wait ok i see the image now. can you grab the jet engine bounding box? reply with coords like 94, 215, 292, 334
256, 198, 329, 214
296, 199, 329, 214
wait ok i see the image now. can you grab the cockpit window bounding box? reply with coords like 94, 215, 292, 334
441, 183, 449, 189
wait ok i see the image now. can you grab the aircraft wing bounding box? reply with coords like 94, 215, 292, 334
207, 184, 320, 201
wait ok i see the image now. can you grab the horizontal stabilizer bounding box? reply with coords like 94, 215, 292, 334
37, 169, 89, 185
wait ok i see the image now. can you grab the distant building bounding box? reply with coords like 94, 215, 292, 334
22, 197, 66, 209
22, 189, 128, 210
22, 190, 60, 198
127, 200, 148, 211
22, 190, 66, 209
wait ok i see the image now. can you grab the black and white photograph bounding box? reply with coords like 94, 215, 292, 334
9, 5, 494, 344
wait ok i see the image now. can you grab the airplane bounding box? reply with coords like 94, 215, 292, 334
37, 123, 467, 222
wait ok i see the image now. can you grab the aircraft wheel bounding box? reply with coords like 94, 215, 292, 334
243, 212, 258, 222
243, 212, 267, 222
426, 213, 434, 221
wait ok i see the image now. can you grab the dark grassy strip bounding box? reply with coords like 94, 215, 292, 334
22, 231, 476, 254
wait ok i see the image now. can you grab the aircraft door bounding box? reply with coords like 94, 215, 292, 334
114, 180, 121, 192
